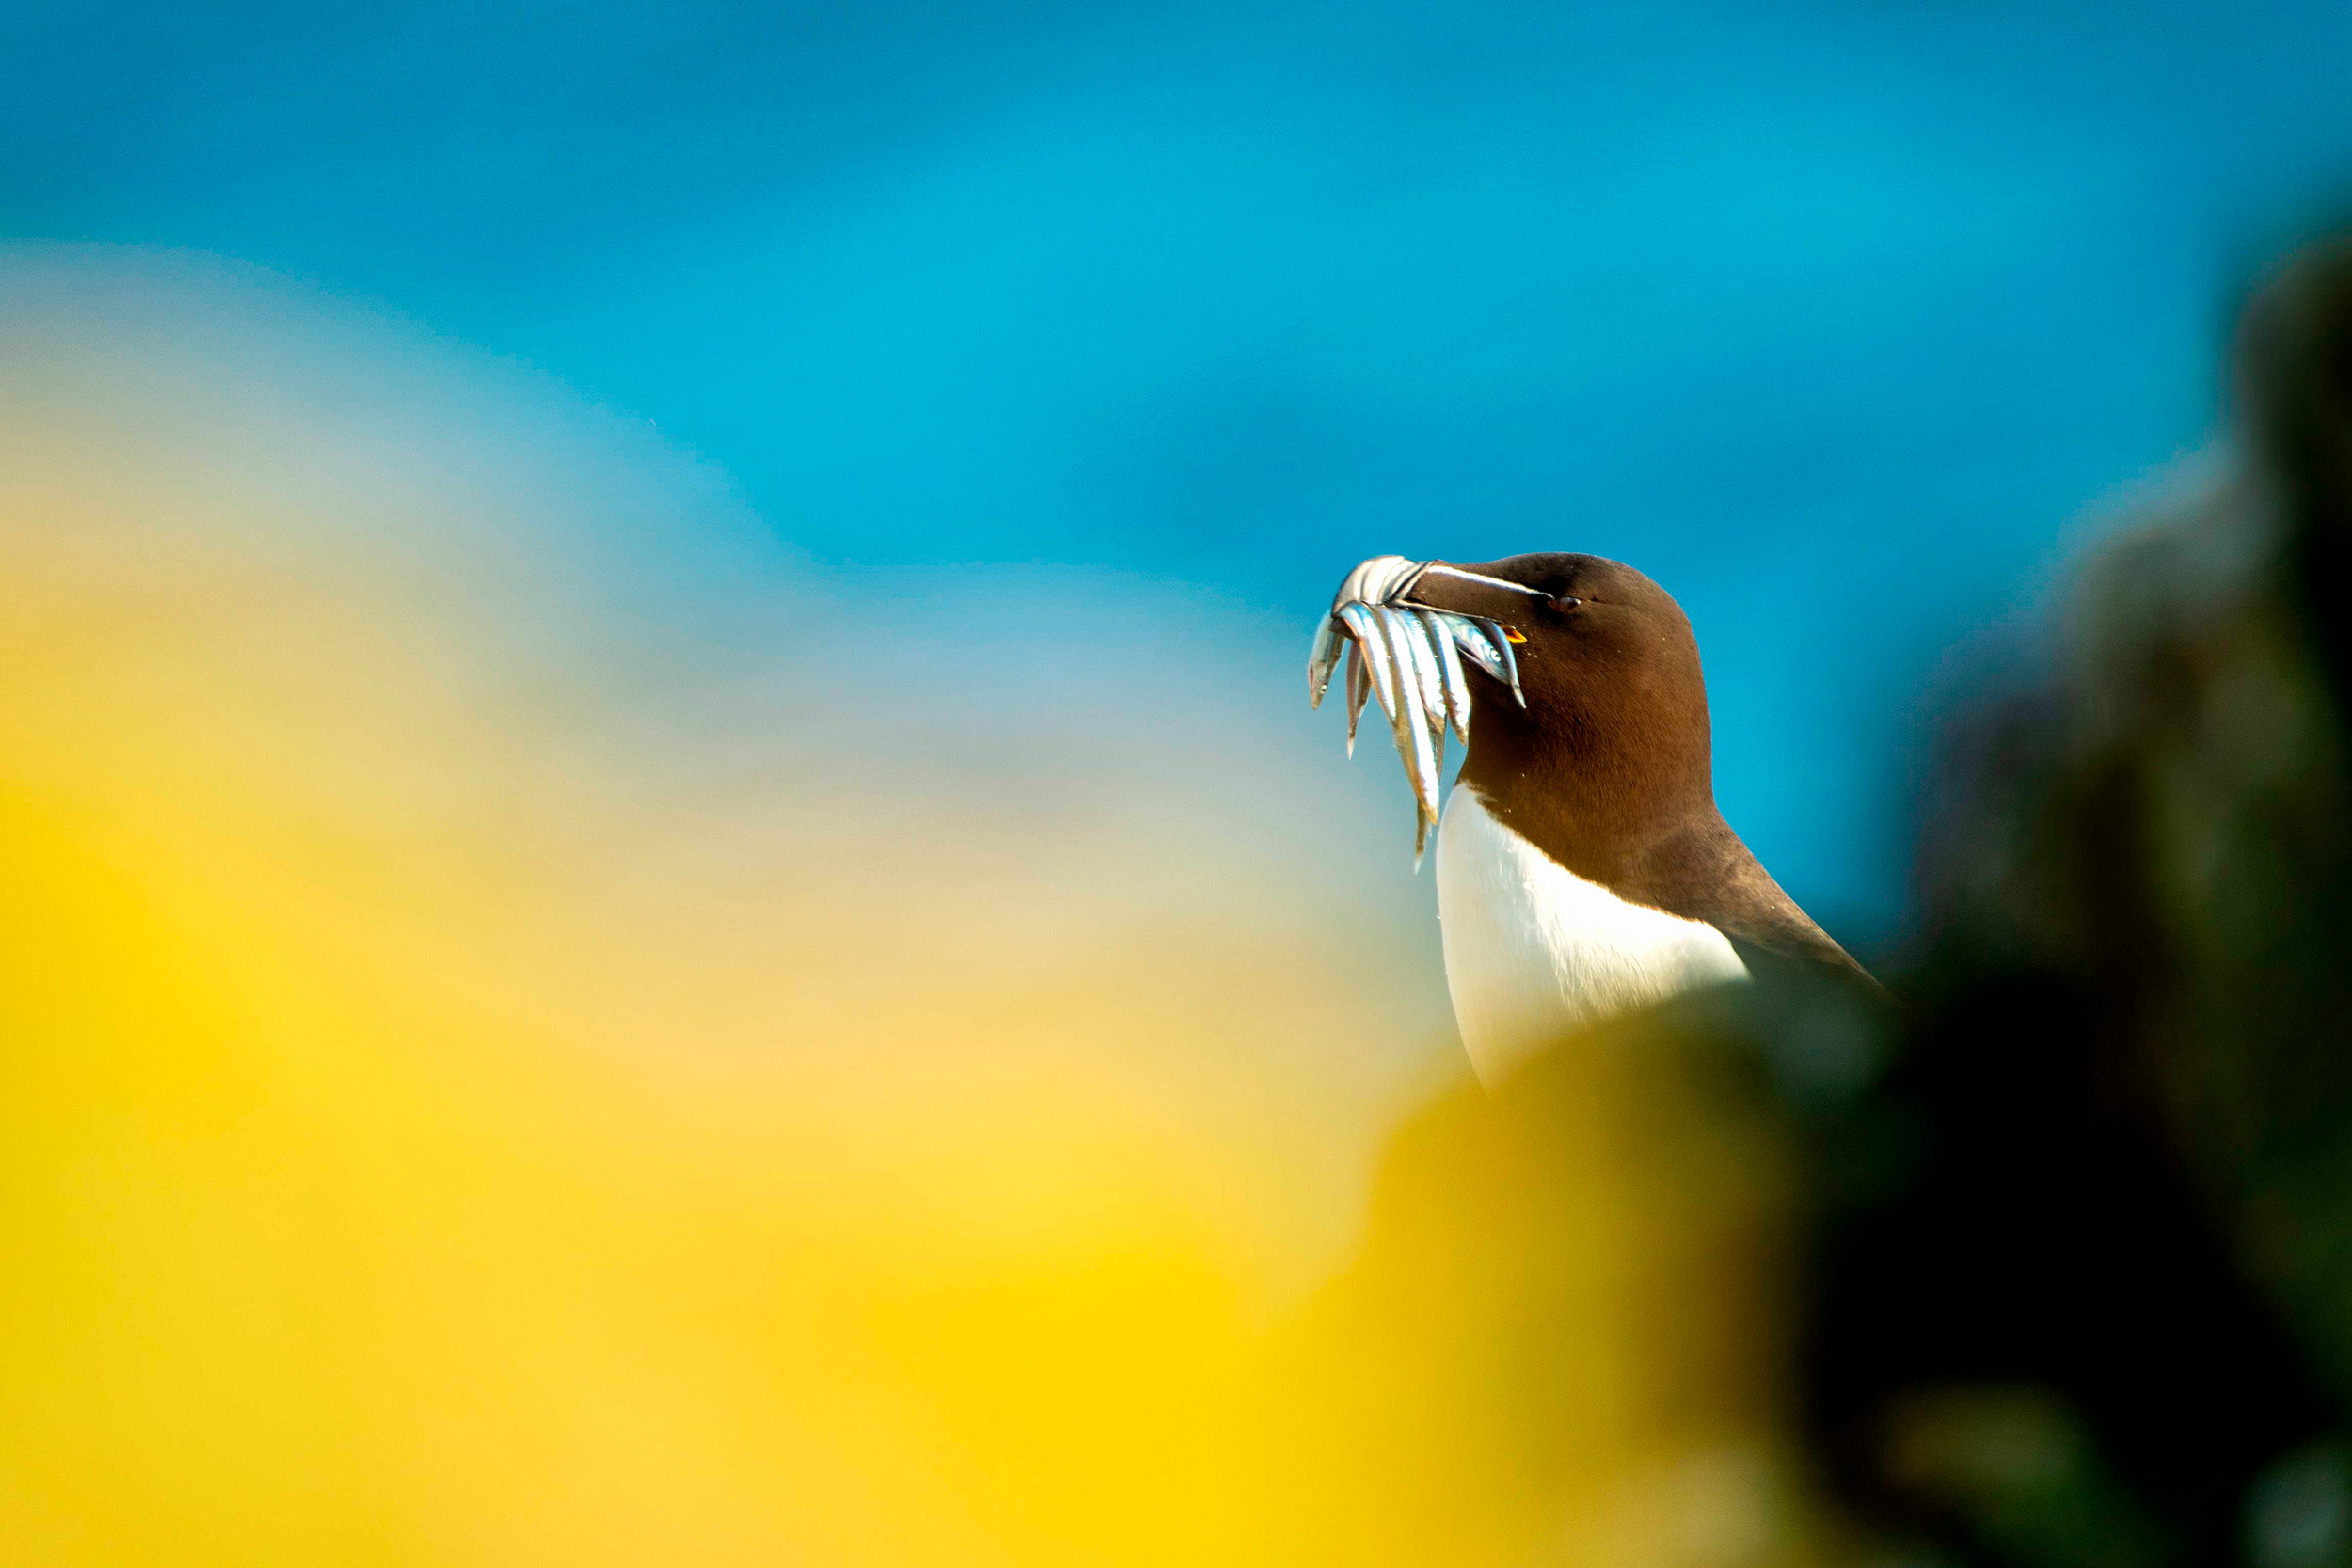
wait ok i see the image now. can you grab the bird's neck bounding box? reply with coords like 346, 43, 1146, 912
1454, 705, 1722, 896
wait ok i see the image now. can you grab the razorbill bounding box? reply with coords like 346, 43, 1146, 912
1309, 552, 1874, 1084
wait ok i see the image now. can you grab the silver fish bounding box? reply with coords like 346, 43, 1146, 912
1337, 554, 1423, 610
1306, 613, 1344, 708
1480, 617, 1526, 707
1440, 613, 1506, 681
1439, 614, 1523, 708
1419, 608, 1473, 741
1395, 608, 1450, 752
1358, 604, 1428, 824
1338, 601, 1397, 721
1344, 641, 1368, 756
1315, 555, 1525, 862
1373, 605, 1443, 830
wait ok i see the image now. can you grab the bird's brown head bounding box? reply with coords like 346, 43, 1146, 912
1307, 549, 1721, 861
1398, 552, 1717, 842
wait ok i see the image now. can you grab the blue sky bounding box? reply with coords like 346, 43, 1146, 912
8, 0, 2352, 933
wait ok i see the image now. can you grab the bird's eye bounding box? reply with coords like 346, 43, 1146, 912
1552, 595, 1582, 610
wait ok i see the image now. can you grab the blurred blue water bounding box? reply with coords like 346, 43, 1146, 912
8, 0, 2351, 930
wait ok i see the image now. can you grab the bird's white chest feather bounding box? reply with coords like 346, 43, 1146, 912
1436, 787, 1748, 1085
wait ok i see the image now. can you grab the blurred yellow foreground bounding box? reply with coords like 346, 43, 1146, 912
0, 248, 1808, 1567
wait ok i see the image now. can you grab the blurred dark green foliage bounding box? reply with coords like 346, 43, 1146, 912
1796, 236, 2352, 1567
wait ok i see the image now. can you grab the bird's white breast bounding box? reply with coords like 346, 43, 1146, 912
1436, 787, 1748, 1085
